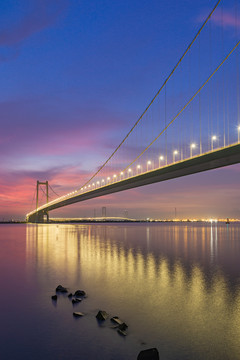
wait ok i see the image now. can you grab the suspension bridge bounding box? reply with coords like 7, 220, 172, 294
26, 0, 240, 222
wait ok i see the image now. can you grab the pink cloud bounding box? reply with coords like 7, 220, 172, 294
212, 9, 240, 28
197, 8, 240, 29
0, 162, 95, 219
0, 98, 126, 158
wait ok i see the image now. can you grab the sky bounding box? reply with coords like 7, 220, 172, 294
0, 0, 240, 220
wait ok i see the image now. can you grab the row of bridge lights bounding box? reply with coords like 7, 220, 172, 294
78, 128, 240, 194
87, 129, 238, 193
72, 127, 240, 196
80, 151, 182, 191
26, 137, 220, 212
63, 127, 240, 199
27, 128, 240, 216
33, 129, 240, 213
79, 134, 231, 193
81, 156, 164, 191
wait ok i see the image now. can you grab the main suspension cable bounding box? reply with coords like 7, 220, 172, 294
123, 41, 240, 171
78, 0, 222, 190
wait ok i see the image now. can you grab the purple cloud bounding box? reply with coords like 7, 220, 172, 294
197, 8, 240, 29
212, 9, 240, 28
0, 97, 126, 158
0, 0, 69, 46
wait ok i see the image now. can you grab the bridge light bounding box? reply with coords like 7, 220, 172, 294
81, 188, 83, 191
173, 150, 178, 163
211, 135, 217, 151
190, 143, 196, 157
158, 156, 164, 167
147, 160, 151, 171
128, 168, 132, 177
107, 177, 110, 184
137, 164, 141, 174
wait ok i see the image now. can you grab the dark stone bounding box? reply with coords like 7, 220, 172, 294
73, 312, 84, 317
68, 293, 73, 298
72, 298, 81, 304
96, 310, 108, 321
137, 348, 159, 360
56, 285, 68, 293
74, 290, 86, 297
117, 329, 127, 336
51, 295, 57, 301
118, 322, 128, 331
111, 316, 124, 326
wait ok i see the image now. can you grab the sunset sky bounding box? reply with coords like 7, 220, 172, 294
1, 0, 240, 220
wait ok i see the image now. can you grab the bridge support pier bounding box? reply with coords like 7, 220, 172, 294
27, 180, 50, 223
27, 210, 49, 223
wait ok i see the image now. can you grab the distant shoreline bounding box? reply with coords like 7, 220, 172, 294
0, 219, 238, 224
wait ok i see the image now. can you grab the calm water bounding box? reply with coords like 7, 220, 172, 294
0, 223, 240, 360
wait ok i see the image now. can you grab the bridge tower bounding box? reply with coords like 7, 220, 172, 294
36, 181, 49, 222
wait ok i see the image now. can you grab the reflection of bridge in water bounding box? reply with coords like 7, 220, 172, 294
26, 0, 240, 222
26, 223, 240, 328
26, 222, 240, 287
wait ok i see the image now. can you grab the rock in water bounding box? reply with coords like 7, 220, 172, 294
118, 322, 128, 331
96, 310, 108, 321
51, 295, 57, 301
117, 329, 127, 337
74, 290, 86, 297
68, 293, 73, 298
137, 348, 159, 360
111, 316, 124, 326
72, 298, 81, 304
73, 312, 84, 317
56, 285, 68, 293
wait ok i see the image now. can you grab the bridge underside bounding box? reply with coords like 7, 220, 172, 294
27, 144, 240, 222
28, 211, 49, 223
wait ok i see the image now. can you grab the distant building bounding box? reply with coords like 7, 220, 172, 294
102, 207, 106, 217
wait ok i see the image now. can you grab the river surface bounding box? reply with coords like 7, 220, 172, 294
0, 222, 240, 360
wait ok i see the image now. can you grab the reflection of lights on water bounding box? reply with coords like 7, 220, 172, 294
210, 219, 218, 262
146, 227, 150, 247
209, 219, 218, 224
25, 223, 240, 350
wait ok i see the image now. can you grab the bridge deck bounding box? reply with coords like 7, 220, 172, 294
27, 143, 240, 222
